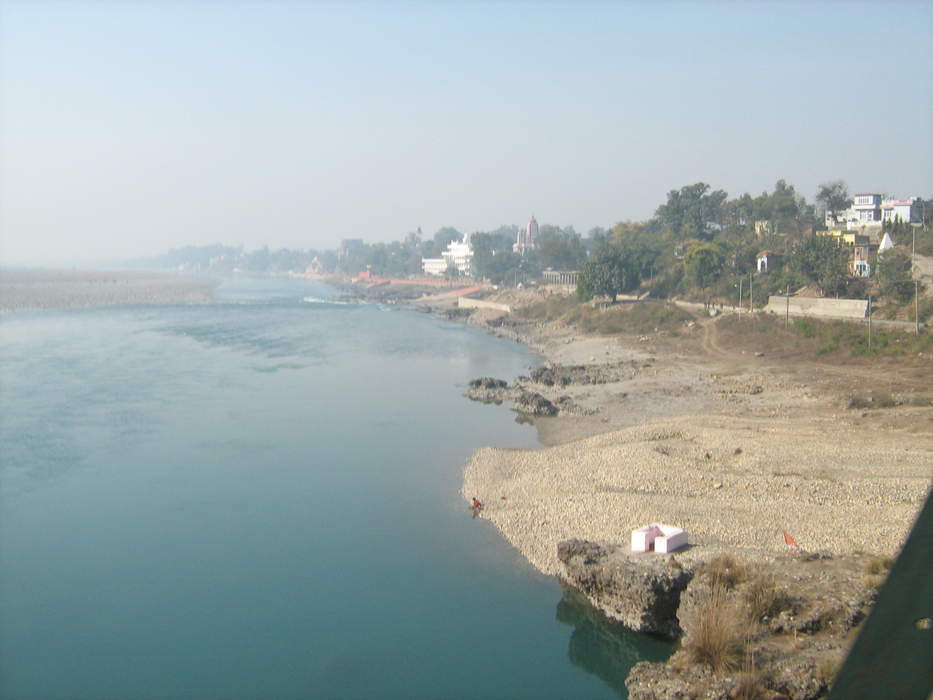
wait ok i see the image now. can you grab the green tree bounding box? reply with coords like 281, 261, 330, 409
876, 248, 917, 303
577, 245, 640, 301
536, 225, 586, 270
684, 242, 725, 289
789, 235, 849, 296
655, 183, 727, 240
816, 180, 852, 224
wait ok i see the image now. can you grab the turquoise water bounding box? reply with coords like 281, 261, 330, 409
0, 276, 669, 699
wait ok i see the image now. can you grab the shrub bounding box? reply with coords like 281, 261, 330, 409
732, 670, 769, 700
864, 554, 894, 576
704, 554, 747, 590
793, 318, 817, 338
744, 574, 791, 622
684, 592, 747, 672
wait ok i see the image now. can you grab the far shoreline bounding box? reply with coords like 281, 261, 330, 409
0, 268, 219, 312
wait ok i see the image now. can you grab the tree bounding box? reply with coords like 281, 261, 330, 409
684, 243, 725, 290
816, 181, 852, 224
876, 248, 917, 303
536, 225, 586, 270
789, 235, 849, 296
655, 182, 727, 240
769, 179, 801, 234
577, 245, 639, 302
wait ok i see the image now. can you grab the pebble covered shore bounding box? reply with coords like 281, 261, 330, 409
464, 413, 931, 576
458, 290, 932, 580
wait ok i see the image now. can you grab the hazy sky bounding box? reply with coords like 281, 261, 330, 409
2, 1, 931, 266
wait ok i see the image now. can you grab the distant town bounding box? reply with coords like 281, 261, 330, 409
149, 180, 931, 323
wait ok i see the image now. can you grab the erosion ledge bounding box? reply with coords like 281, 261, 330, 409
558, 539, 883, 700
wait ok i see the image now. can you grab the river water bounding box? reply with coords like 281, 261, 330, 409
0, 276, 669, 699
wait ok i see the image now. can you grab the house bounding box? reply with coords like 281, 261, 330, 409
818, 229, 877, 277
421, 257, 448, 276
882, 198, 923, 225
754, 220, 772, 237
826, 194, 923, 231
756, 250, 782, 273
818, 229, 871, 248
422, 237, 474, 277
852, 244, 873, 277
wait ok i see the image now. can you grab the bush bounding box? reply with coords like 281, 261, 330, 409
744, 574, 791, 622
704, 554, 747, 590
684, 591, 747, 672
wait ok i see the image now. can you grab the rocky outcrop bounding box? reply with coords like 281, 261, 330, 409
514, 390, 559, 416
531, 360, 654, 387
557, 539, 883, 700
557, 539, 694, 639
465, 377, 512, 404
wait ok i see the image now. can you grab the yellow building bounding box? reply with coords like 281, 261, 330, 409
817, 229, 870, 247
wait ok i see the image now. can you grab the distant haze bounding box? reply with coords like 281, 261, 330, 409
2, 1, 931, 267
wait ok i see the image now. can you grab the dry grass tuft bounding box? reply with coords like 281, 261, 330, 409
744, 573, 792, 622
863, 554, 894, 576
731, 672, 768, 700
704, 554, 748, 590
684, 592, 748, 673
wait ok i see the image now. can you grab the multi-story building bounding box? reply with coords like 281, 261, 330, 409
338, 238, 364, 261
422, 237, 474, 277
513, 216, 538, 254
825, 194, 923, 230
882, 198, 923, 225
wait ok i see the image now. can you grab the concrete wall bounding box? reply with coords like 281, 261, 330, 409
764, 295, 868, 319
458, 297, 511, 313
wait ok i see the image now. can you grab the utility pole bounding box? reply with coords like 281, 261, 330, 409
916, 280, 921, 335
738, 278, 743, 311
749, 272, 753, 313
785, 285, 790, 329
868, 295, 872, 350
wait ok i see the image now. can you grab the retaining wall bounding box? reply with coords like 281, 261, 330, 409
764, 296, 868, 319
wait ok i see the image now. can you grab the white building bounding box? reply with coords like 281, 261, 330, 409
421, 257, 448, 276
826, 194, 923, 230
882, 198, 923, 225
422, 237, 474, 277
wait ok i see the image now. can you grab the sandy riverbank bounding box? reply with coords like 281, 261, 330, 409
459, 289, 932, 576
0, 269, 218, 311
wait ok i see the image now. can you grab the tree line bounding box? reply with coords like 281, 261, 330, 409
151, 179, 931, 313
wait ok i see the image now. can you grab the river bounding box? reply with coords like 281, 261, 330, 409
0, 276, 669, 699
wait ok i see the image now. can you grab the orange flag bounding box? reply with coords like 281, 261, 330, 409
782, 530, 798, 550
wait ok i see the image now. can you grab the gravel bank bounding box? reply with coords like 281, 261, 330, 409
0, 269, 217, 311
463, 413, 932, 577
